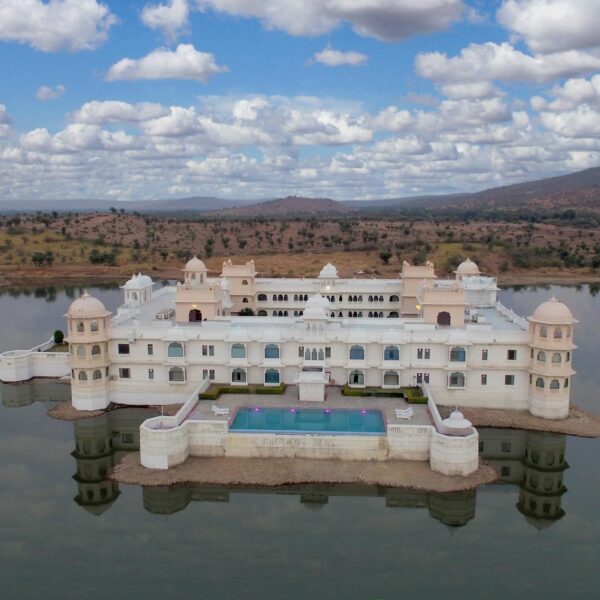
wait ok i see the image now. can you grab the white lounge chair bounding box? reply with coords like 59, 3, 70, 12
211, 405, 230, 417
395, 407, 414, 420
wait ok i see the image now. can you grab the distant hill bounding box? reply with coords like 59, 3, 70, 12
210, 196, 354, 218
399, 166, 600, 213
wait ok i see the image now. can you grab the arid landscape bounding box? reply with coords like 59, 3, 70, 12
1, 206, 599, 287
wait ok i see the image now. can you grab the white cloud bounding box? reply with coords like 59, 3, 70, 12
416, 42, 600, 84
35, 84, 66, 101
195, 0, 464, 41
106, 43, 228, 82
312, 46, 367, 67
440, 81, 502, 99
141, 0, 189, 41
0, 0, 117, 52
0, 104, 11, 137
531, 75, 600, 112
71, 100, 169, 124
232, 98, 269, 120
498, 0, 600, 54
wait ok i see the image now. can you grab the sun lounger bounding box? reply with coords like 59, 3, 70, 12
395, 407, 414, 420
211, 405, 230, 417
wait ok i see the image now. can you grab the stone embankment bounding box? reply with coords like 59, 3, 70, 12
110, 453, 498, 493
439, 405, 600, 438
48, 402, 182, 422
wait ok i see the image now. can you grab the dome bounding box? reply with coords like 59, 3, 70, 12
455, 258, 480, 276
442, 409, 473, 435
122, 272, 153, 289
303, 294, 331, 320
318, 263, 339, 279
184, 256, 207, 272
530, 296, 575, 325
68, 292, 109, 318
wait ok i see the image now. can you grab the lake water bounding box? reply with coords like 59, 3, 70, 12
0, 283, 599, 599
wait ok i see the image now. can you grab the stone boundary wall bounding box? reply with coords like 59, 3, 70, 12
0, 338, 69, 382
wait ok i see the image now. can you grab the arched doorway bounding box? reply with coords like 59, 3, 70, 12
189, 309, 202, 322
437, 311, 451, 326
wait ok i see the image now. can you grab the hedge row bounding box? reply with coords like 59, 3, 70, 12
199, 383, 286, 400
341, 385, 427, 404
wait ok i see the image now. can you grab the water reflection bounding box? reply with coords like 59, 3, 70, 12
479, 428, 567, 528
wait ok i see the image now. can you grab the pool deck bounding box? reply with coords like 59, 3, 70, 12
185, 385, 432, 429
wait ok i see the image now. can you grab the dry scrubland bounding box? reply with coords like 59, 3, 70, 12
1, 211, 600, 286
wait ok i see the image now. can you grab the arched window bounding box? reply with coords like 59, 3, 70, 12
258, 294, 267, 301
384, 345, 399, 361
358, 295, 363, 302
169, 367, 185, 382
564, 378, 569, 388
242, 297, 249, 303
383, 371, 399, 386
77, 346, 86, 358
437, 311, 451, 326
368, 295, 373, 302
358, 311, 363, 317
91, 345, 101, 355
77, 321, 85, 333
264, 344, 280, 359
90, 321, 98, 332
390, 295, 399, 302
231, 344, 246, 359
537, 351, 546, 362
265, 369, 280, 384
232, 368, 246, 383
257, 310, 267, 316
168, 342, 184, 358
305, 348, 310, 360
448, 372, 465, 387
272, 295, 277, 301
368, 312, 373, 318
241, 279, 248, 285
348, 370, 364, 386
131, 292, 138, 301
554, 327, 563, 339
389, 311, 399, 318
318, 348, 325, 360
450, 347, 466, 362
566, 352, 571, 362
294, 294, 298, 301
278, 294, 283, 301
78, 371, 88, 381
311, 349, 318, 361
379, 296, 384, 302
540, 325, 548, 338
283, 311, 288, 317
551, 352, 562, 363
549, 379, 560, 389
93, 370, 102, 380
536, 377, 545, 388
349, 345, 365, 360
284, 295, 288, 301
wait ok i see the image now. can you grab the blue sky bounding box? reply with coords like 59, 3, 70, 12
0, 0, 599, 202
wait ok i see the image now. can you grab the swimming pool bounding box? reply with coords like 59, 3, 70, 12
229, 407, 385, 435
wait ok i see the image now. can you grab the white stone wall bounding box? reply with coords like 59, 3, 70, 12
0, 349, 69, 382
430, 431, 479, 476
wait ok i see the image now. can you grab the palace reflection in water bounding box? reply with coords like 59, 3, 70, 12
0, 382, 569, 529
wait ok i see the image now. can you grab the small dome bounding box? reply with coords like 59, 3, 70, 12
318, 263, 339, 279
455, 258, 480, 276
303, 294, 331, 320
184, 256, 207, 272
530, 296, 575, 325
442, 409, 473, 435
68, 292, 109, 318
122, 272, 153, 289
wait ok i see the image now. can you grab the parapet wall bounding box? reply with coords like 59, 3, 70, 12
0, 339, 69, 383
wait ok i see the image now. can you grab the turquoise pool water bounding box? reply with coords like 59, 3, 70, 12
230, 407, 385, 435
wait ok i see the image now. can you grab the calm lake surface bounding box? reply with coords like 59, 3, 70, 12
0, 283, 598, 600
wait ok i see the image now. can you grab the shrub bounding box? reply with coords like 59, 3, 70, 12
53, 330, 64, 344
199, 383, 286, 400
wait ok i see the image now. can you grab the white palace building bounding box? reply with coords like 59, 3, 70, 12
0, 257, 577, 476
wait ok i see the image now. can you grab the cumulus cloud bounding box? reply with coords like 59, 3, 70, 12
312, 46, 367, 67
440, 81, 502, 99
195, 0, 464, 41
0, 104, 11, 137
498, 0, 600, 54
141, 0, 189, 41
0, 0, 117, 52
416, 42, 600, 84
71, 100, 169, 124
106, 44, 228, 82
35, 85, 66, 101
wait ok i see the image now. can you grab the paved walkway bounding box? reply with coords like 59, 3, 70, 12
186, 385, 432, 427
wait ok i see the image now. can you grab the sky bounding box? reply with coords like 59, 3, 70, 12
0, 0, 599, 202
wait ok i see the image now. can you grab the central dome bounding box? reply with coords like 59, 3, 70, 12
303, 294, 331, 319
318, 263, 339, 279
